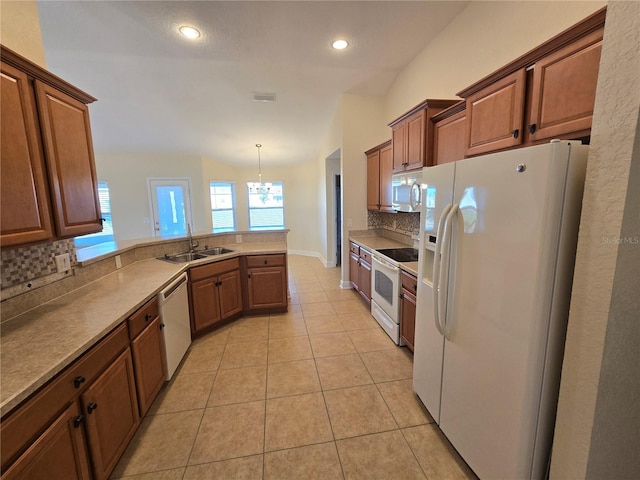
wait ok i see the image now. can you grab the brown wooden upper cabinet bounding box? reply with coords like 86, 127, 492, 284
432, 101, 468, 165
366, 140, 393, 211
457, 7, 605, 157
0, 45, 102, 247
389, 99, 458, 172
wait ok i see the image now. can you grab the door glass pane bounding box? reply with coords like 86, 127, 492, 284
156, 186, 186, 236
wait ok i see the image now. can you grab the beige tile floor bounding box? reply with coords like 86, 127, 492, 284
111, 255, 476, 479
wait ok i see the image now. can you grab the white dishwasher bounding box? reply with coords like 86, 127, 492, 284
158, 272, 191, 380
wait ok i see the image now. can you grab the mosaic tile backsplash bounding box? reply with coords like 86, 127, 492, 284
368, 211, 420, 237
1, 239, 77, 291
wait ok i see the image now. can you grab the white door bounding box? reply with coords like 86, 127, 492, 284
149, 179, 193, 237
438, 143, 576, 479
413, 162, 455, 424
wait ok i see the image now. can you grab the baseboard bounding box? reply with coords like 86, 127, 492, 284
287, 249, 337, 268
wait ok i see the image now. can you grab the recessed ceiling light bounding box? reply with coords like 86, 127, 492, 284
179, 26, 201, 39
332, 39, 349, 50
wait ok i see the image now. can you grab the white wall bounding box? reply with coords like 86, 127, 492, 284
385, 1, 607, 120
0, 0, 46, 67
200, 156, 321, 255
95, 153, 208, 240
340, 94, 388, 284
550, 1, 640, 477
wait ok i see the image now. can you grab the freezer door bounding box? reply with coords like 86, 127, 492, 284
438, 142, 584, 479
413, 162, 455, 423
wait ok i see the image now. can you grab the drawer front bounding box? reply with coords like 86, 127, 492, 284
349, 242, 360, 255
128, 297, 159, 340
401, 270, 418, 294
189, 257, 240, 282
245, 254, 286, 268
359, 249, 372, 265
1, 323, 128, 469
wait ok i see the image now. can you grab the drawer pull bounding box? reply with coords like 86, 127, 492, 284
264, 260, 268, 265
73, 415, 85, 428
528, 123, 537, 134
87, 402, 98, 414
511, 129, 519, 139
145, 313, 153, 321
74, 376, 86, 388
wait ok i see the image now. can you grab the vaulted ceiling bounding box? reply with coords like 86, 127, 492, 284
37, 1, 468, 166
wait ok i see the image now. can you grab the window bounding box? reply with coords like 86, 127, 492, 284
210, 182, 236, 232
248, 182, 285, 230
74, 181, 114, 248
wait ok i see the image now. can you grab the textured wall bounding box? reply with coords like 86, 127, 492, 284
550, 1, 640, 478
0, 0, 46, 66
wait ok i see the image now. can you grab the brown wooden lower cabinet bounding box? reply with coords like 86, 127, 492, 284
131, 315, 167, 417
189, 258, 243, 335
349, 242, 372, 304
80, 348, 139, 480
244, 254, 288, 312
1, 402, 91, 480
400, 271, 417, 351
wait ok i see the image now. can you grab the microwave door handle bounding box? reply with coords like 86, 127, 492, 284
439, 204, 458, 341
410, 182, 421, 211
432, 203, 452, 337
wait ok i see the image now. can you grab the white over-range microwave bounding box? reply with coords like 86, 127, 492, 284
392, 170, 422, 212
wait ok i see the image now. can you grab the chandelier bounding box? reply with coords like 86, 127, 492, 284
247, 144, 272, 195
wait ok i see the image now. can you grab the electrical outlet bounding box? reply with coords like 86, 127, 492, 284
55, 253, 71, 273
115, 255, 122, 269
236, 234, 243, 243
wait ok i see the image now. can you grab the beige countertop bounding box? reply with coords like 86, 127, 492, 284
0, 242, 286, 417
349, 235, 419, 277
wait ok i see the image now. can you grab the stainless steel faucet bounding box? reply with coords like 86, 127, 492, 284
187, 224, 199, 252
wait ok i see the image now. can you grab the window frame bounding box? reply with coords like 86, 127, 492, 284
247, 181, 285, 231
209, 181, 237, 233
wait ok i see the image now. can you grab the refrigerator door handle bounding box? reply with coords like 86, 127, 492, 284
440, 205, 459, 341
433, 203, 452, 336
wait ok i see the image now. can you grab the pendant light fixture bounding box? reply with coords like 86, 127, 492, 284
247, 144, 272, 194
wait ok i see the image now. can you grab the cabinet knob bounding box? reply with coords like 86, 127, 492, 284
74, 376, 86, 388
73, 415, 85, 428
511, 129, 519, 139
248, 273, 252, 278
145, 313, 152, 321
528, 124, 537, 134
87, 402, 98, 414
264, 260, 268, 265
160, 323, 165, 330
413, 284, 417, 291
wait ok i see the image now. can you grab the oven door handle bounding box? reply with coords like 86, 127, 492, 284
373, 255, 399, 272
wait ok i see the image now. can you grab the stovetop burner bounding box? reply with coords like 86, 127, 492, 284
376, 248, 419, 263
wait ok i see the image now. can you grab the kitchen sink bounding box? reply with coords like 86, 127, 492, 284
159, 252, 209, 263
198, 247, 234, 256
158, 248, 234, 263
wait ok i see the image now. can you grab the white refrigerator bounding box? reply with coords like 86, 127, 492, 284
413, 141, 588, 479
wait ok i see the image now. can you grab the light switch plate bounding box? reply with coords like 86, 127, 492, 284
115, 255, 122, 269
55, 253, 71, 273
236, 234, 243, 243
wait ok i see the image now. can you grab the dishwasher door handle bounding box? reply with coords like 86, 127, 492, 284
161, 273, 188, 301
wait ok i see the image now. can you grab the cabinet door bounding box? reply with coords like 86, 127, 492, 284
366, 150, 381, 210
392, 123, 407, 172
349, 252, 360, 290
434, 109, 467, 165
1, 402, 91, 480
405, 110, 426, 170
0, 62, 54, 246
81, 348, 139, 480
400, 291, 417, 352
35, 81, 102, 238
247, 266, 287, 309
379, 144, 394, 211
528, 29, 602, 141
190, 277, 222, 332
359, 260, 372, 303
218, 269, 243, 319
466, 69, 526, 156
131, 316, 167, 417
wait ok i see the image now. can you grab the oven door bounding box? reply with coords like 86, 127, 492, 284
371, 254, 401, 323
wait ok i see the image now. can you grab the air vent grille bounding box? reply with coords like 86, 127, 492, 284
252, 92, 277, 102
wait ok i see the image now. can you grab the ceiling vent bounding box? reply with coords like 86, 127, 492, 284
252, 92, 277, 102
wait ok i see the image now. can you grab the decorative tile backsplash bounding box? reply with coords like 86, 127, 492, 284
1, 239, 77, 291
368, 211, 420, 237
